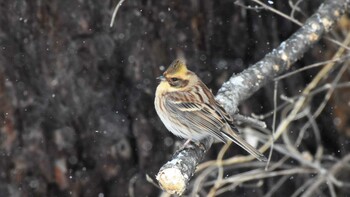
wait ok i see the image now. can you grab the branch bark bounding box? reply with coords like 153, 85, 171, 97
156, 0, 350, 195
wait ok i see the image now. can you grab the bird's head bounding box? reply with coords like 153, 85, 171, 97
157, 59, 196, 90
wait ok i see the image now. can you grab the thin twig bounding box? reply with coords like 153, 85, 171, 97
252, 0, 303, 26
208, 142, 232, 196
221, 168, 316, 185
291, 177, 317, 197
254, 80, 350, 120
289, 0, 307, 18
110, 0, 126, 27
301, 154, 350, 197
252, 0, 350, 52
265, 81, 278, 170
274, 55, 350, 81
313, 62, 350, 117
263, 175, 290, 197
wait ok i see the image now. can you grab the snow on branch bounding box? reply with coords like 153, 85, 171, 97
156, 0, 350, 195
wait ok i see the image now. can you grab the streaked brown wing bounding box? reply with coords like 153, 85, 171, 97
164, 92, 228, 142
214, 101, 241, 134
165, 92, 267, 161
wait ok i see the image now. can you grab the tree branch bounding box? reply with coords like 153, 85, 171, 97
156, 0, 350, 195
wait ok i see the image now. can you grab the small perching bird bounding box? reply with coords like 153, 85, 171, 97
155, 59, 267, 161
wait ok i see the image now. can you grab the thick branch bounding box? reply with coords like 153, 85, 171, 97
156, 138, 213, 194
156, 0, 350, 195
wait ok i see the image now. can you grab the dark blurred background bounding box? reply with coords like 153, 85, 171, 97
1, 0, 349, 196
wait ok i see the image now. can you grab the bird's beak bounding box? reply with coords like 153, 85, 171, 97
157, 75, 166, 81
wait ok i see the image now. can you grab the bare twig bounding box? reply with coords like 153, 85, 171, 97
220, 168, 316, 185
289, 0, 306, 18
274, 55, 350, 81
207, 142, 232, 196
301, 154, 350, 197
251, 0, 303, 26
253, 79, 350, 121
233, 113, 267, 128
312, 62, 350, 117
110, 0, 126, 27
263, 175, 290, 197
265, 81, 278, 170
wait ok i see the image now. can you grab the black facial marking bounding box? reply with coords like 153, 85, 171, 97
170, 77, 179, 82
168, 78, 189, 88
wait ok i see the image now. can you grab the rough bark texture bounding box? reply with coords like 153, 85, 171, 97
0, 0, 349, 196
156, 138, 213, 195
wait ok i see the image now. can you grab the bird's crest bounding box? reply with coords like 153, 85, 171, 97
164, 59, 188, 77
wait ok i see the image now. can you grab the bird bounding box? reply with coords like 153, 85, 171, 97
154, 59, 267, 161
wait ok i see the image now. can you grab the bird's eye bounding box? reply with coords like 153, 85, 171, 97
171, 78, 179, 82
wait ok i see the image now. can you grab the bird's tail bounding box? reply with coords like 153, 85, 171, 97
221, 127, 267, 162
